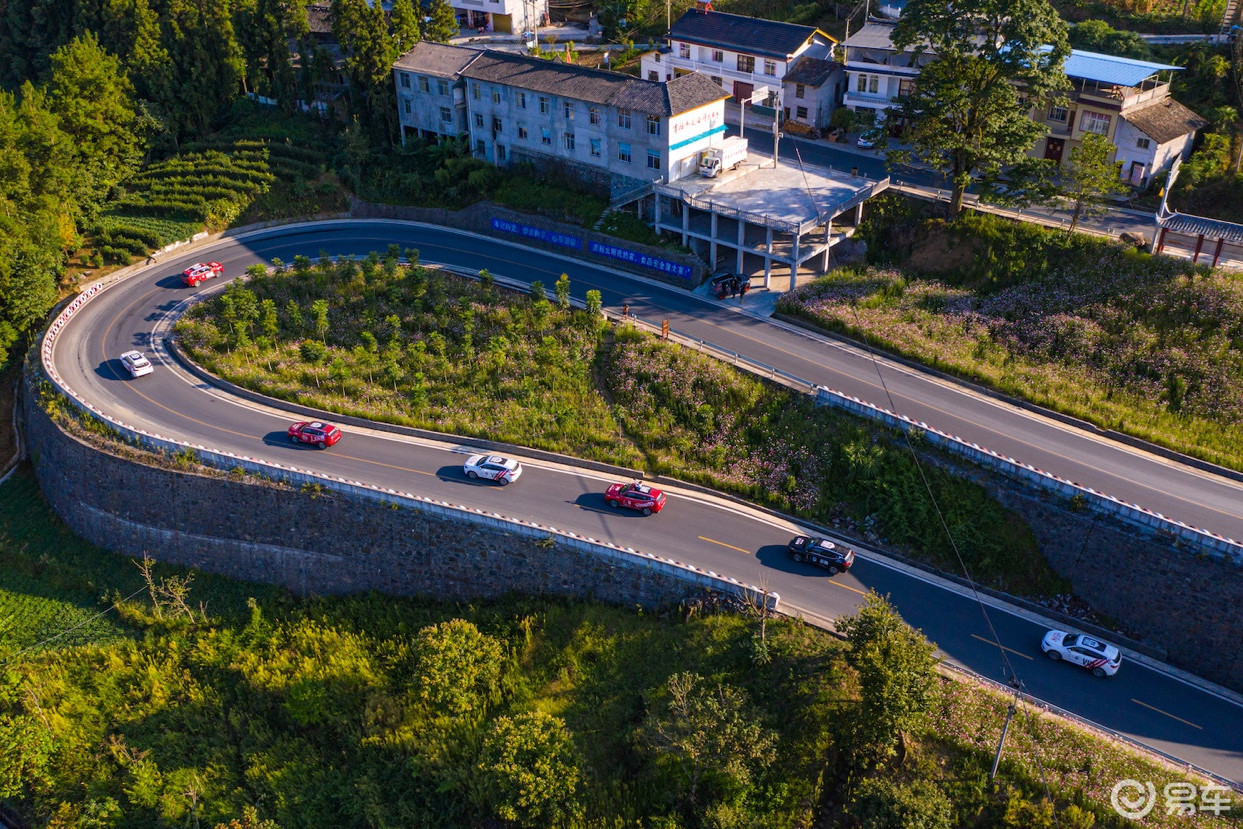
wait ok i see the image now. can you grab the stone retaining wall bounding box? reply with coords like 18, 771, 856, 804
24, 391, 744, 608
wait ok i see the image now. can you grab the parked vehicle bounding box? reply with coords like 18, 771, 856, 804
1041, 630, 1121, 677
463, 454, 523, 485
119, 350, 153, 378
605, 481, 666, 515
709, 271, 742, 299
856, 128, 883, 149
698, 136, 748, 178
182, 261, 224, 287
288, 421, 342, 449
787, 535, 855, 575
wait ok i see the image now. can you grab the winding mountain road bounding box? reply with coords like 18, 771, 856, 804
48, 220, 1243, 788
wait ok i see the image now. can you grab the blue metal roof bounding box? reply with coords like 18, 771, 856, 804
1060, 49, 1181, 87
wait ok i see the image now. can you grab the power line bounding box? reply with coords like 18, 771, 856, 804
0, 582, 149, 670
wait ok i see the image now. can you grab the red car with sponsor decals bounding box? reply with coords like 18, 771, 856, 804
288, 421, 342, 449
604, 481, 666, 515
182, 261, 224, 287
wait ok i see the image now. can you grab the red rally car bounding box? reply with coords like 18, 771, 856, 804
605, 481, 666, 515
182, 261, 224, 287
288, 421, 342, 449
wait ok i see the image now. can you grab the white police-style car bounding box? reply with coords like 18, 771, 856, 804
119, 350, 153, 378
463, 454, 523, 485
1041, 629, 1121, 677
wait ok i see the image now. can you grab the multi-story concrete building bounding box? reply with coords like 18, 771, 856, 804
640, 8, 838, 116
394, 45, 730, 193
451, 0, 546, 36
839, 20, 1206, 185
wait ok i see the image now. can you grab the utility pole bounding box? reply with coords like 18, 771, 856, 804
771, 109, 780, 168
989, 698, 1017, 781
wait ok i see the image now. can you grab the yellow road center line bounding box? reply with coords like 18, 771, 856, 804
970, 633, 1035, 660
1132, 698, 1202, 730
827, 579, 868, 597
697, 536, 752, 554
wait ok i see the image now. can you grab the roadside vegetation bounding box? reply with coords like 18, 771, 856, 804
176, 253, 1058, 594
779, 197, 1243, 470
0, 469, 1235, 828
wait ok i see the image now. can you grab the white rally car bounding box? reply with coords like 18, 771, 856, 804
119, 350, 154, 378
463, 454, 523, 485
1041, 629, 1121, 677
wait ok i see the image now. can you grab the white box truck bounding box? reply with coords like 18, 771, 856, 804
698, 137, 748, 178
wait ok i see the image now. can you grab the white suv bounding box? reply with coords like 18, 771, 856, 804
1041, 630, 1121, 677
463, 454, 523, 485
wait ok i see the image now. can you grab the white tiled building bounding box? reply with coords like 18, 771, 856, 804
395, 44, 730, 192
450, 0, 546, 36
641, 8, 838, 117
839, 21, 1207, 185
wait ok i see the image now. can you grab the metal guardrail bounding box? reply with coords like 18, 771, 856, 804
38, 267, 780, 614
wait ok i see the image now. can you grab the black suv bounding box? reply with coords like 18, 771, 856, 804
787, 535, 855, 575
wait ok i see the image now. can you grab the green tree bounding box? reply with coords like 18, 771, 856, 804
412, 619, 504, 716
640, 671, 777, 809
333, 0, 398, 138
45, 32, 144, 218
554, 273, 571, 310
423, 0, 459, 43
311, 298, 330, 341
391, 0, 422, 54
285, 299, 304, 334
847, 776, 954, 829
891, 0, 1070, 216
476, 712, 583, 827
1062, 132, 1128, 233
837, 593, 940, 762
1068, 20, 1151, 60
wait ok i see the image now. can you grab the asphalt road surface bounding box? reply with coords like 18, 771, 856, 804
49, 220, 1243, 788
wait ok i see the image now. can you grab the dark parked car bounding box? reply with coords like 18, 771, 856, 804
787, 535, 855, 575
709, 271, 742, 299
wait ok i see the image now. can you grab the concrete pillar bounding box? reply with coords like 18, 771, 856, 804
710, 211, 719, 268
654, 194, 663, 229
1192, 234, 1204, 263
820, 218, 832, 272
682, 201, 690, 248
764, 226, 774, 289
788, 232, 800, 291
855, 201, 863, 225
736, 219, 745, 273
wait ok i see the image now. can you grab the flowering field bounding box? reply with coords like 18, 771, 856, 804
777, 251, 1243, 471
178, 255, 1061, 595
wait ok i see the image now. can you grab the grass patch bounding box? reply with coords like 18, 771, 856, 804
785, 205, 1243, 471
176, 255, 1062, 595
0, 469, 1235, 827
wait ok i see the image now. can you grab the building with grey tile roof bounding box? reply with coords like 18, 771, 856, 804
395, 47, 733, 189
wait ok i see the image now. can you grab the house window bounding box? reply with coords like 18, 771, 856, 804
589, 106, 600, 125
618, 142, 631, 163
856, 74, 867, 92
418, 76, 429, 92
440, 106, 452, 122
796, 106, 808, 119
437, 79, 449, 96
647, 115, 660, 135
541, 127, 552, 145
898, 78, 914, 98
497, 145, 506, 161
646, 149, 660, 169
564, 133, 576, 151
737, 55, 755, 73
564, 102, 574, 119
492, 117, 502, 132
1048, 105, 1068, 122
472, 83, 481, 100
711, 49, 724, 63
517, 91, 526, 109
764, 60, 777, 76
1080, 111, 1110, 135
1136, 137, 1151, 149
618, 108, 632, 128
590, 138, 601, 157
518, 125, 528, 140
795, 83, 805, 99
679, 42, 691, 59
403, 99, 412, 114
474, 113, 484, 128
539, 96, 550, 113
648, 71, 659, 81
400, 72, 410, 88
869, 76, 879, 94
475, 139, 485, 154
492, 88, 501, 104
